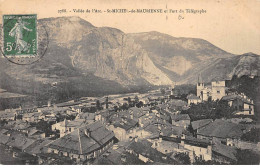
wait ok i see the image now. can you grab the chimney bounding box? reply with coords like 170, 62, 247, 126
85, 129, 90, 137
48, 100, 51, 107
134, 136, 138, 142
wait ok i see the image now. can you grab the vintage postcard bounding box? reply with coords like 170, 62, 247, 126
0, 0, 259, 165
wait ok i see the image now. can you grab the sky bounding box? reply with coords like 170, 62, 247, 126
1, 0, 260, 55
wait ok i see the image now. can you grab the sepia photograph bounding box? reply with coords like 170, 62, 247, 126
0, 0, 259, 165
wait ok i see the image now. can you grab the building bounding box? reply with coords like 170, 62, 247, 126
187, 94, 202, 105
51, 119, 89, 137
0, 111, 16, 121
197, 75, 226, 101
212, 142, 237, 164
180, 135, 212, 163
170, 114, 190, 129
191, 119, 213, 137
126, 139, 176, 164
222, 93, 254, 115
196, 119, 246, 145
108, 116, 138, 141
22, 112, 42, 123
45, 121, 115, 164
75, 112, 95, 121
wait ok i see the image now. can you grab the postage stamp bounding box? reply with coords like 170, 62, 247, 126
3, 14, 37, 57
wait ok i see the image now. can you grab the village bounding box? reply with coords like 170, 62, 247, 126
0, 76, 260, 165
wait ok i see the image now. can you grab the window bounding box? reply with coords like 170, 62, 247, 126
217, 90, 220, 94
69, 128, 71, 132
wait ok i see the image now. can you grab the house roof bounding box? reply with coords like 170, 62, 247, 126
113, 117, 138, 131
212, 142, 237, 161
128, 107, 147, 118
47, 121, 114, 155
191, 119, 213, 130
55, 101, 81, 107
171, 114, 190, 121
222, 94, 253, 105
197, 119, 245, 139
0, 112, 16, 118
187, 94, 200, 100
27, 128, 44, 136
183, 135, 211, 147
77, 113, 95, 120
168, 99, 188, 107
59, 119, 86, 128
0, 133, 10, 144
13, 121, 31, 130
0, 128, 9, 134
6, 132, 36, 150
24, 139, 53, 155
127, 139, 176, 164
23, 113, 35, 118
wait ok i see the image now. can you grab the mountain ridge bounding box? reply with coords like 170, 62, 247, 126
0, 16, 259, 101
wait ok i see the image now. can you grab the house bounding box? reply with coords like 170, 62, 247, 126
180, 135, 212, 163
0, 111, 16, 121
13, 121, 31, 133
5, 131, 36, 153
45, 121, 115, 164
126, 139, 176, 164
51, 119, 89, 137
212, 142, 237, 164
128, 107, 147, 119
197, 119, 246, 145
27, 128, 46, 139
151, 138, 183, 154
93, 149, 145, 165
187, 94, 202, 105
197, 75, 227, 101
0, 129, 10, 145
136, 115, 184, 140
108, 116, 138, 141
71, 105, 82, 113
24, 139, 53, 156
95, 110, 116, 124
171, 114, 190, 129
191, 119, 213, 137
22, 112, 42, 122
222, 93, 254, 115
75, 112, 95, 121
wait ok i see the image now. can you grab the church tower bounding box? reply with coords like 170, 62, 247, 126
197, 73, 204, 100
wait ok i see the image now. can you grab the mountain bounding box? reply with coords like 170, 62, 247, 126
0, 16, 259, 103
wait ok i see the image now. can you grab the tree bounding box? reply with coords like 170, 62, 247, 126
96, 100, 101, 110
121, 103, 129, 110
160, 88, 166, 95
241, 128, 260, 143
174, 153, 191, 165
105, 97, 109, 109
136, 101, 144, 108
0, 119, 8, 126
36, 120, 52, 136
127, 97, 131, 104
134, 95, 139, 104
182, 100, 234, 121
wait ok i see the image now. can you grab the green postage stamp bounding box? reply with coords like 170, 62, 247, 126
3, 14, 37, 57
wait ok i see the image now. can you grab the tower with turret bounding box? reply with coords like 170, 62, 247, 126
196, 74, 204, 100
